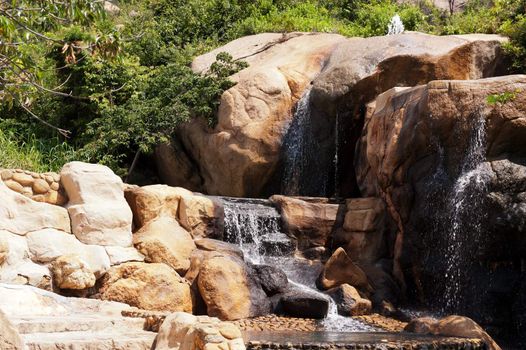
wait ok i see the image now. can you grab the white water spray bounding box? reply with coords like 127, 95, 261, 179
387, 15, 405, 35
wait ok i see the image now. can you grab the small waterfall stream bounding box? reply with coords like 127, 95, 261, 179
222, 198, 377, 332
441, 113, 491, 312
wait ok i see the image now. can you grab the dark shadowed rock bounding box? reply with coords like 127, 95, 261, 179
278, 287, 330, 319
326, 283, 372, 316
253, 264, 288, 296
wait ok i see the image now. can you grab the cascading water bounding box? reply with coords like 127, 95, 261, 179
387, 15, 404, 35
442, 113, 491, 312
222, 197, 377, 332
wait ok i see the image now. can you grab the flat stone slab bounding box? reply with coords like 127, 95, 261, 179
243, 330, 485, 350
12, 315, 146, 334
23, 330, 156, 350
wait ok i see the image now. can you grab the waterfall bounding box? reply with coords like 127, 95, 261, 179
387, 15, 404, 35
222, 198, 377, 332
442, 114, 491, 312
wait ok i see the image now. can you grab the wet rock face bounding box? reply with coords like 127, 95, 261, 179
158, 32, 506, 198
356, 75, 526, 336
253, 264, 288, 296
277, 287, 330, 319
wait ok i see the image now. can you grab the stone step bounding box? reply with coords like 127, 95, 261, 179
12, 315, 147, 334
22, 329, 157, 350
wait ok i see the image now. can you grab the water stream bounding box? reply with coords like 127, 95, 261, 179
222, 197, 377, 332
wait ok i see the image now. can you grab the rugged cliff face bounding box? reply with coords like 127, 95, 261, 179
356, 75, 526, 337
156, 32, 507, 198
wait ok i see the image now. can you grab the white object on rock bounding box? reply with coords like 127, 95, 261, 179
60, 162, 133, 247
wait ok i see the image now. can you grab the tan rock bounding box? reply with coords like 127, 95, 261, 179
50, 182, 59, 190
154, 312, 245, 350
0, 178, 70, 235
0, 230, 51, 289
133, 217, 196, 275
12, 172, 34, 186
318, 247, 371, 292
4, 180, 23, 193
51, 254, 96, 290
158, 33, 346, 196
270, 195, 343, 249
60, 161, 132, 247
32, 178, 50, 194
26, 229, 110, 278
104, 246, 144, 265
0, 309, 24, 350
43, 190, 68, 206
124, 184, 187, 229
405, 315, 501, 350
99, 262, 192, 312
0, 169, 13, 180
179, 194, 224, 239
197, 255, 270, 320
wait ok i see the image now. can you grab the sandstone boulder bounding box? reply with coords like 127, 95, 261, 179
0, 230, 51, 289
104, 246, 145, 265
178, 193, 224, 239
317, 247, 371, 292
100, 262, 192, 312
0, 309, 24, 350
193, 238, 244, 259
197, 255, 270, 320
270, 195, 343, 250
158, 33, 505, 198
51, 254, 96, 290
0, 179, 70, 235
154, 312, 245, 350
133, 217, 196, 275
326, 284, 372, 316
158, 32, 346, 196
405, 315, 501, 350
60, 162, 132, 246
26, 229, 110, 278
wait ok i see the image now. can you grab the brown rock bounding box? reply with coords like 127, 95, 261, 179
124, 184, 187, 229
133, 217, 196, 275
197, 255, 270, 320
4, 180, 23, 193
1, 169, 13, 181
317, 247, 371, 292
179, 194, 224, 239
32, 178, 50, 194
194, 239, 244, 259
51, 254, 96, 290
405, 315, 501, 350
100, 262, 192, 312
326, 284, 372, 316
270, 195, 343, 249
12, 173, 34, 187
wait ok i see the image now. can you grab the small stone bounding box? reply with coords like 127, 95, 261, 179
219, 323, 242, 340
31, 172, 39, 179
23, 170, 31, 175
33, 179, 50, 194
12, 173, 34, 187
45, 175, 54, 183
32, 195, 46, 203
4, 180, 24, 193
50, 182, 59, 191
52, 173, 60, 182
0, 169, 13, 180
21, 188, 33, 197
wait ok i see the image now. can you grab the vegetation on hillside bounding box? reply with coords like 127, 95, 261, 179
0, 0, 525, 176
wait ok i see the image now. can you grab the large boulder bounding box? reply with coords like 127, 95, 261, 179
277, 286, 330, 319
99, 262, 192, 312
158, 32, 346, 196
317, 247, 371, 292
154, 312, 245, 350
60, 162, 132, 246
253, 264, 288, 296
157, 32, 506, 198
0, 230, 51, 289
270, 195, 343, 250
197, 255, 270, 320
51, 254, 96, 290
355, 75, 526, 332
0, 179, 70, 235
0, 309, 24, 350
405, 315, 501, 350
26, 228, 110, 278
133, 217, 196, 275
124, 184, 224, 238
